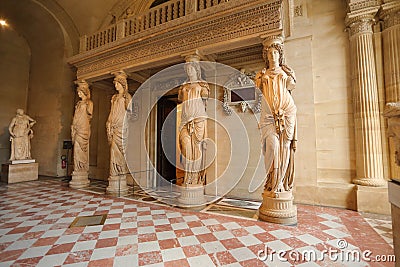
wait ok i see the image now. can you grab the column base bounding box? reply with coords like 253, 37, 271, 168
258, 190, 297, 225
356, 184, 391, 214
106, 175, 129, 196
353, 178, 386, 187
177, 184, 206, 208
69, 172, 90, 189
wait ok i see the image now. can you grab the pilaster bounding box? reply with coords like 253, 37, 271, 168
345, 10, 386, 187
380, 1, 400, 179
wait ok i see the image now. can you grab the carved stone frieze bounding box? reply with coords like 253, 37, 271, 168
347, 0, 381, 13
70, 0, 283, 80
294, 5, 303, 17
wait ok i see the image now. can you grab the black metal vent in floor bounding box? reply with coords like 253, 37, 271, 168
69, 214, 107, 228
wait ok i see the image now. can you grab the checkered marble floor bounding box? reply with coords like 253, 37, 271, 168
0, 178, 395, 266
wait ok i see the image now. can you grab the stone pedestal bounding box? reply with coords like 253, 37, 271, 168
1, 162, 38, 183
106, 175, 128, 196
178, 184, 206, 207
356, 185, 391, 215
258, 191, 297, 225
388, 181, 400, 265
69, 171, 90, 189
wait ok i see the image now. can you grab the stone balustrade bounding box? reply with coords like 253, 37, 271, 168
79, 0, 229, 53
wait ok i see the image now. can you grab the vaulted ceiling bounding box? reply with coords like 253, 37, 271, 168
0, 0, 159, 56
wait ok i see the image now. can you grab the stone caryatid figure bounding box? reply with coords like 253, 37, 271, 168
70, 80, 93, 188
178, 56, 210, 186
9, 109, 36, 161
106, 71, 132, 194
255, 36, 297, 196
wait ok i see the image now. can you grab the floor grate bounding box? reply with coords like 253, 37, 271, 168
69, 214, 107, 228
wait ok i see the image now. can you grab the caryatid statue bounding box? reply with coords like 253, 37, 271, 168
256, 36, 297, 224
70, 80, 93, 188
178, 55, 210, 186
106, 71, 132, 195
9, 109, 36, 161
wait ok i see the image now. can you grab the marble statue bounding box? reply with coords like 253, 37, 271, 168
9, 109, 36, 161
178, 58, 209, 185
106, 71, 132, 193
71, 81, 93, 175
384, 102, 400, 166
255, 36, 297, 197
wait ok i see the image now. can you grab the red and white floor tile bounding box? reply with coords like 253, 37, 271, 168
0, 179, 394, 266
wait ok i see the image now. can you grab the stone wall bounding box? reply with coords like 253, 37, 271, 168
0, 28, 30, 164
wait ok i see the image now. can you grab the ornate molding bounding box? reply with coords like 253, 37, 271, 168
380, 4, 400, 30
294, 5, 303, 17
222, 70, 260, 115
347, 0, 381, 13
69, 0, 283, 80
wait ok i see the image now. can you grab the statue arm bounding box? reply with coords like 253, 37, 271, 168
124, 93, 132, 112
8, 118, 16, 137
87, 100, 94, 118
200, 82, 210, 100
178, 85, 183, 103
254, 70, 263, 90
282, 65, 296, 92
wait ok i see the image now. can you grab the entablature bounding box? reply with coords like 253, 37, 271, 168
68, 0, 290, 81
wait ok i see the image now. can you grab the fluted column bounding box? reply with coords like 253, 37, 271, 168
380, 2, 400, 179
346, 14, 386, 187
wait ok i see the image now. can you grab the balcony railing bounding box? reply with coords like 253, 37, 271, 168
79, 0, 227, 52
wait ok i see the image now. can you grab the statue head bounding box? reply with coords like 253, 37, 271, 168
16, 109, 24, 115
75, 80, 90, 99
262, 36, 285, 69
184, 55, 202, 81
113, 71, 128, 92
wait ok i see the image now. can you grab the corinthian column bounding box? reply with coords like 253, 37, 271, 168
346, 14, 386, 187
380, 2, 400, 179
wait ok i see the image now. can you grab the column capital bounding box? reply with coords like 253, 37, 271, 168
261, 35, 284, 48
345, 13, 376, 36
111, 70, 128, 79
379, 2, 400, 30
74, 79, 89, 88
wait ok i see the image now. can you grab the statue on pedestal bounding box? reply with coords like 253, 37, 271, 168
178, 56, 209, 186
256, 36, 297, 224
70, 80, 93, 188
106, 71, 132, 194
9, 109, 36, 161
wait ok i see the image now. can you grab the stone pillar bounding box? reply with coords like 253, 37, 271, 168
177, 52, 207, 208
70, 80, 92, 189
257, 35, 297, 225
346, 13, 386, 187
106, 71, 130, 196
380, 2, 400, 179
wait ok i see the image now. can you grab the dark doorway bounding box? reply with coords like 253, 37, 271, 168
156, 95, 178, 184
